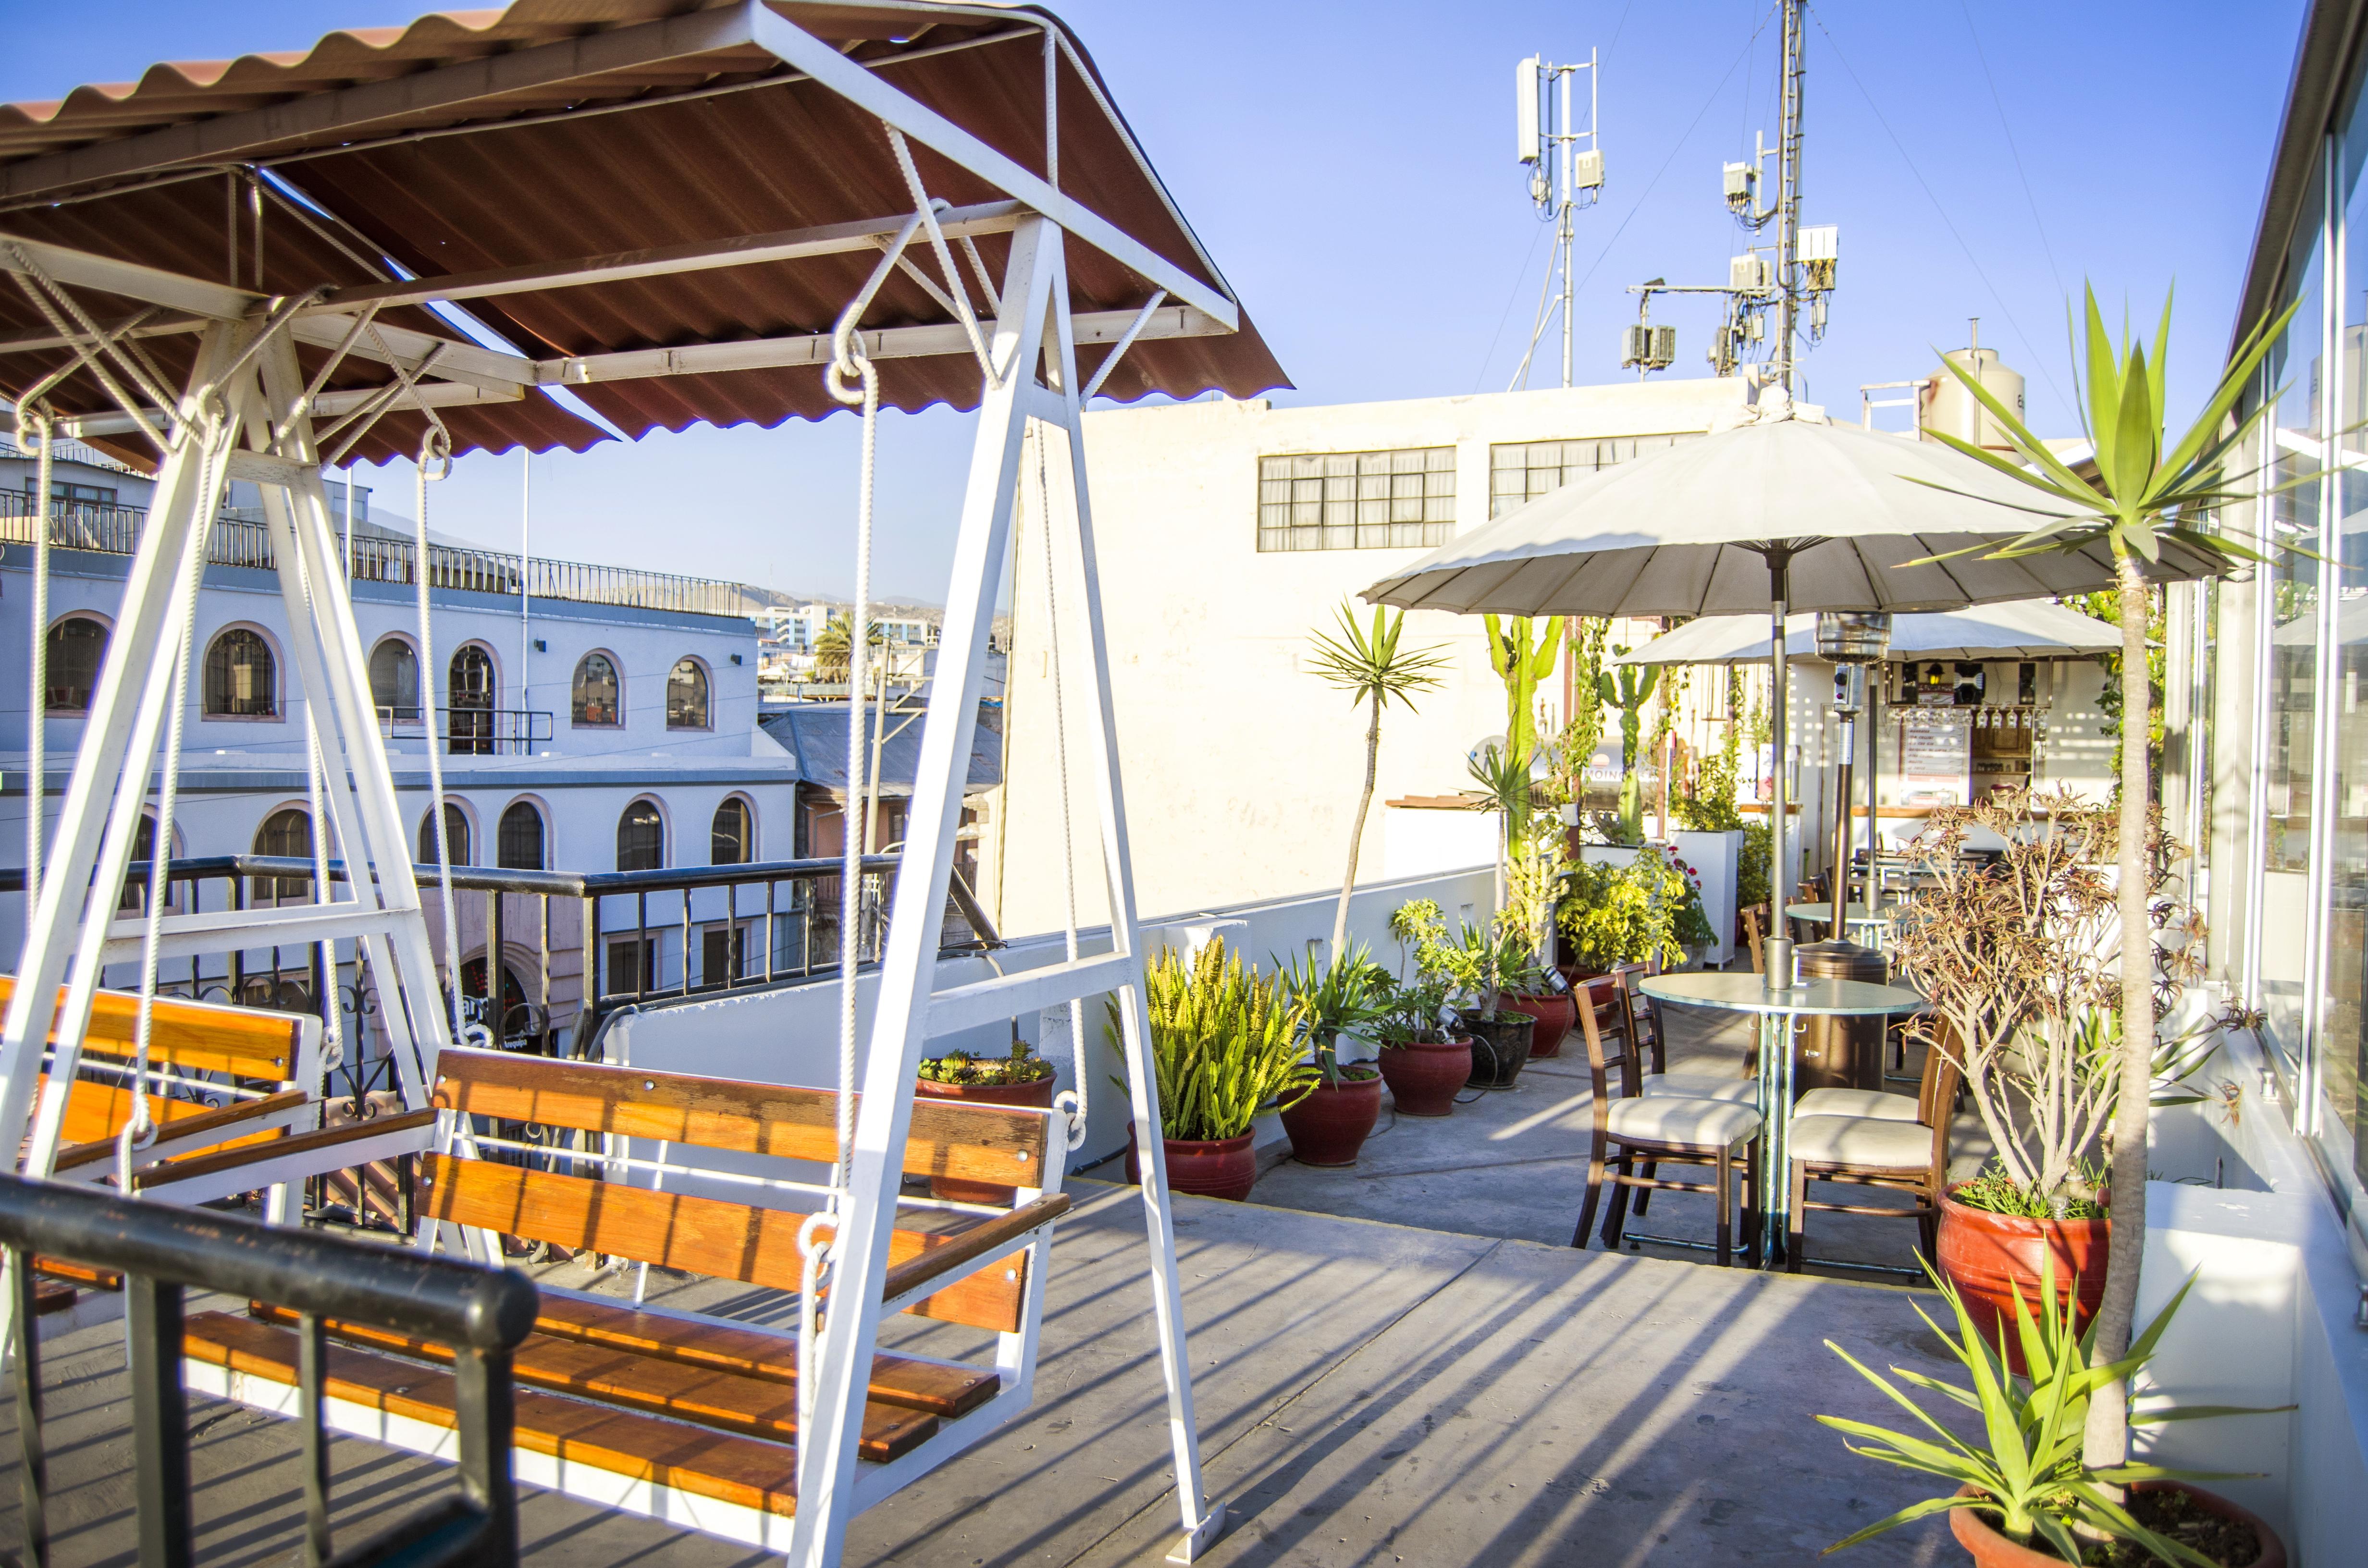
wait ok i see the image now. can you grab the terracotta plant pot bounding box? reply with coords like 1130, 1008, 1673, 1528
915, 1073, 1056, 1204
1502, 990, 1577, 1058
1377, 1038, 1472, 1117
1459, 1010, 1535, 1090
1279, 1070, 1383, 1166
1125, 1126, 1258, 1201
1934, 1187, 2109, 1374
1948, 1481, 2284, 1568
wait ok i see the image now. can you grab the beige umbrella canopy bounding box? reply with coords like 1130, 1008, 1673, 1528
1613, 601, 2121, 666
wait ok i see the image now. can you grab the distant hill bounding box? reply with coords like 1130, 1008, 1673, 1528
741, 584, 945, 618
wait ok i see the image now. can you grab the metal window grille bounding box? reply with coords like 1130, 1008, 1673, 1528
1255, 446, 1455, 552
1486, 433, 1700, 519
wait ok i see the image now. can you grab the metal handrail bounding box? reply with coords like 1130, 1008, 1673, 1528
0, 1173, 534, 1568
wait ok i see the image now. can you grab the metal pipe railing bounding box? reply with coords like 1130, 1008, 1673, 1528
0, 1173, 534, 1568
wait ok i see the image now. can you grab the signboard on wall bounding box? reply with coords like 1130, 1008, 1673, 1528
1899, 710, 1971, 805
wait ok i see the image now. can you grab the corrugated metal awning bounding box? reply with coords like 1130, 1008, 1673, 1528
0, 0, 1288, 467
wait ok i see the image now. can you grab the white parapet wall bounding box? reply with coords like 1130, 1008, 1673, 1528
599, 864, 1496, 1204
2141, 1017, 2368, 1564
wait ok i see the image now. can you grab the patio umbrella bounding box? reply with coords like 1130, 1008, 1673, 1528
1363, 391, 2219, 980
1614, 600, 2121, 908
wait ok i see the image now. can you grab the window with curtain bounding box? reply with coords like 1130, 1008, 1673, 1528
667, 658, 709, 729
711, 797, 753, 865
43, 616, 108, 711
419, 803, 470, 867
497, 801, 545, 870
204, 628, 276, 716
573, 652, 621, 726
370, 637, 420, 724
617, 799, 665, 871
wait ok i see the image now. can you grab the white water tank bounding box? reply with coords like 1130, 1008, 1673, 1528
1918, 335, 2025, 452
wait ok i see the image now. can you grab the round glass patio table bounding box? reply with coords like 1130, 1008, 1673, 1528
1783, 902, 1902, 949
1637, 971, 1927, 1268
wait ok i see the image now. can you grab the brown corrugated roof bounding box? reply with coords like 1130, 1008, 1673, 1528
0, 0, 1288, 466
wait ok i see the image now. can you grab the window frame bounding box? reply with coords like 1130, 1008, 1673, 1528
368, 633, 423, 729
1254, 446, 1457, 553
42, 612, 111, 714
711, 794, 756, 866
616, 796, 667, 872
202, 624, 282, 721
666, 655, 713, 731
572, 649, 624, 728
496, 797, 547, 871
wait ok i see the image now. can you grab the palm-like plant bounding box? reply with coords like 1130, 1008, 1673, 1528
1309, 602, 1447, 959
812, 612, 886, 684
1911, 285, 2300, 1469
1113, 936, 1317, 1141
1818, 1256, 2257, 1567
1275, 941, 1394, 1086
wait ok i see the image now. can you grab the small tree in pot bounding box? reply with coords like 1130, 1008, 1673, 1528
1274, 943, 1394, 1166
1307, 602, 1446, 960
1887, 788, 2198, 1360
1392, 899, 1537, 1089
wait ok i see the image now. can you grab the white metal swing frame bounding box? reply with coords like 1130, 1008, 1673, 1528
0, 7, 1247, 1562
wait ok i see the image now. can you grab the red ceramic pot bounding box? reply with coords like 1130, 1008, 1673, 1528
1377, 1038, 1472, 1117
1278, 1070, 1383, 1166
1125, 1126, 1258, 1201
1502, 990, 1577, 1058
1934, 1187, 2109, 1374
1949, 1482, 2283, 1568
915, 1074, 1056, 1204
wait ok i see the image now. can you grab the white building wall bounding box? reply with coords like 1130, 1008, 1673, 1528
996, 380, 1749, 940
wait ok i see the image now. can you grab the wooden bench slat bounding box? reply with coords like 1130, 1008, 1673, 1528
0, 977, 301, 1080
431, 1047, 1048, 1189
131, 1107, 436, 1190
246, 1307, 937, 1460
419, 1153, 1028, 1335
874, 1193, 1071, 1304
185, 1312, 799, 1518
53, 1088, 310, 1173
523, 1295, 1000, 1418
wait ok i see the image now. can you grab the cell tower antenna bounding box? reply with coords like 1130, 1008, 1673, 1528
1508, 49, 1604, 391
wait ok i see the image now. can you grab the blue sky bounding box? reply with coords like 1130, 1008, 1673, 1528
3, 0, 2310, 602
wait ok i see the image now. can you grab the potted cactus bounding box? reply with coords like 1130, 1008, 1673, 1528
1109, 936, 1317, 1201
916, 1039, 1057, 1203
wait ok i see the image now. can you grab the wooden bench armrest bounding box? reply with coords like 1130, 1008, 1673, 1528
52, 1089, 312, 1174
878, 1193, 1071, 1305
132, 1106, 436, 1190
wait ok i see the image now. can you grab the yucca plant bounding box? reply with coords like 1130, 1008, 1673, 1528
1275, 941, 1394, 1087
1911, 286, 2302, 1471
1308, 601, 1447, 959
1110, 936, 1317, 1142
1817, 1253, 2271, 1566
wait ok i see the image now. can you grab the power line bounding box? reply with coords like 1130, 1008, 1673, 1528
1805, 4, 2072, 416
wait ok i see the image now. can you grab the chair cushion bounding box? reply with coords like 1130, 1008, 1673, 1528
1787, 1114, 1933, 1170
1605, 1095, 1761, 1148
1643, 1072, 1759, 1105
1792, 1087, 1920, 1123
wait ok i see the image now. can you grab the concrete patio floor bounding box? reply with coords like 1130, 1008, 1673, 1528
0, 1168, 1962, 1567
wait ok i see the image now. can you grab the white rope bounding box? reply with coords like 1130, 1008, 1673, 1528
885, 129, 997, 386
410, 428, 463, 1034
295, 527, 348, 1075
117, 425, 230, 1194
826, 336, 879, 1204
1034, 430, 1089, 1150
24, 410, 51, 914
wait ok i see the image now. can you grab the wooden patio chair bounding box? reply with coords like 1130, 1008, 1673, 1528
1740, 905, 1768, 974
1783, 1031, 1964, 1270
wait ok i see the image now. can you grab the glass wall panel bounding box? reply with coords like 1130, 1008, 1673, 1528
2260, 168, 2326, 1086
2330, 102, 2368, 1189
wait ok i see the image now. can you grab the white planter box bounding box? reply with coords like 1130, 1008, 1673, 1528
1668, 829, 1745, 967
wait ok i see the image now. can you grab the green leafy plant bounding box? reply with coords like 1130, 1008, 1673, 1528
1556, 619, 1614, 809
918, 1040, 1053, 1087
1391, 898, 1535, 1017
1309, 602, 1447, 958
1818, 1255, 2272, 1565
1109, 936, 1317, 1142
1276, 941, 1394, 1087
1737, 821, 1772, 912
1911, 285, 2303, 1470
1673, 704, 1747, 832
1371, 975, 1455, 1048
812, 612, 886, 684
1556, 848, 1691, 973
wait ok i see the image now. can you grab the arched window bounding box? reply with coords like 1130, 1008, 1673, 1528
666, 658, 709, 729
711, 797, 753, 866
617, 799, 665, 872
120, 811, 157, 912
572, 652, 620, 726
419, 803, 470, 867
44, 616, 109, 712
369, 637, 420, 724
204, 628, 276, 716
251, 806, 311, 901
497, 801, 545, 870
449, 646, 494, 755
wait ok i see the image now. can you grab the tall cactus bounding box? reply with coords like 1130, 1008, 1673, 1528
1482, 614, 1565, 834
1598, 663, 1659, 844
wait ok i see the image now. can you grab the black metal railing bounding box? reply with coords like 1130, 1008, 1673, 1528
0, 1173, 534, 1568
435, 709, 553, 756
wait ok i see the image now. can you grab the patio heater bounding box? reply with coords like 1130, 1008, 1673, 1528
1793, 611, 1892, 1093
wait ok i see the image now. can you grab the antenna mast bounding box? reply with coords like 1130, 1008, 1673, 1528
1509, 50, 1603, 391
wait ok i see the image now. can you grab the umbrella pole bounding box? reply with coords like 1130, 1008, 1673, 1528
1765, 555, 1794, 987
1865, 666, 1883, 913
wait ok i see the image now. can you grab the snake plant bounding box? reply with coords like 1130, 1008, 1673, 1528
1109, 936, 1316, 1141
